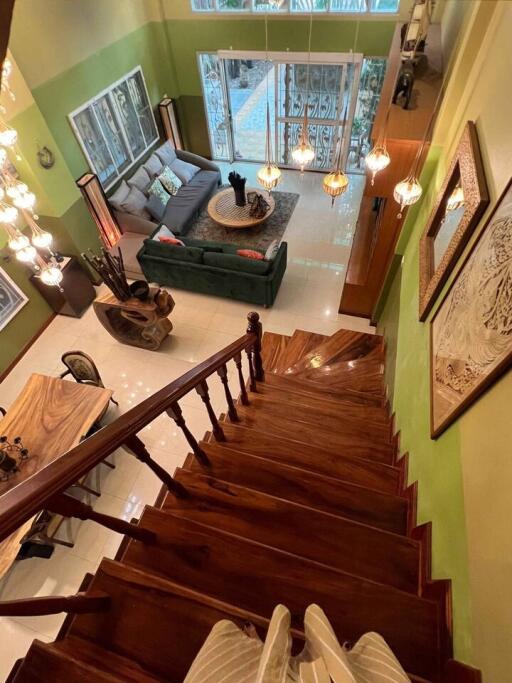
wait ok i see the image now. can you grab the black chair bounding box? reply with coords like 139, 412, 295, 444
0, 407, 5, 417
60, 350, 119, 407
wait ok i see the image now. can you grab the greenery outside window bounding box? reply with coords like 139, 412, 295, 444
69, 67, 158, 188
191, 0, 399, 12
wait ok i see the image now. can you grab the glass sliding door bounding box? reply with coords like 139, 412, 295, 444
198, 53, 233, 161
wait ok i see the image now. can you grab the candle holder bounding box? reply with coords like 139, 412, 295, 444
0, 435, 30, 482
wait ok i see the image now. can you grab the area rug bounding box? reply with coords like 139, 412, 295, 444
187, 186, 299, 249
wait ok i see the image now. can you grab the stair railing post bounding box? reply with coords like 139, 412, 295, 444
166, 402, 210, 467
247, 311, 264, 382
124, 434, 189, 497
217, 364, 239, 422
233, 352, 249, 405
47, 492, 157, 544
196, 380, 226, 441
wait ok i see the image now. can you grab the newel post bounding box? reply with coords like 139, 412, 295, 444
247, 312, 264, 382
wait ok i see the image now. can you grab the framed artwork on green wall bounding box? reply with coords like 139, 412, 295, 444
430, 178, 512, 438
0, 268, 28, 332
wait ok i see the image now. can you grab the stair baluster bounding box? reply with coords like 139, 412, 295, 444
124, 435, 189, 497
167, 402, 210, 466
196, 380, 226, 441
234, 352, 249, 405
247, 312, 265, 382
217, 364, 239, 421
47, 493, 157, 544
246, 348, 257, 392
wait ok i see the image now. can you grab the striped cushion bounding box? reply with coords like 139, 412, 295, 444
348, 632, 410, 683
183, 619, 262, 683
303, 605, 356, 682
256, 604, 293, 683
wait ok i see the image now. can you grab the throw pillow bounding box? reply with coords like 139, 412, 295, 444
159, 236, 185, 246
348, 632, 410, 683
237, 249, 265, 261
109, 180, 130, 211
148, 177, 170, 204
143, 152, 164, 178
152, 225, 176, 241
145, 193, 166, 222
127, 166, 151, 195
170, 158, 200, 184
159, 166, 183, 195
155, 140, 177, 167
120, 185, 151, 219
255, 605, 292, 683
265, 239, 280, 261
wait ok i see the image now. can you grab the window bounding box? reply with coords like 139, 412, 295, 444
191, 0, 398, 12
69, 67, 158, 188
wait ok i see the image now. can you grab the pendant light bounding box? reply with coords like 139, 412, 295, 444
257, 11, 281, 192
323, 21, 360, 206
291, 6, 315, 172
365, 105, 391, 185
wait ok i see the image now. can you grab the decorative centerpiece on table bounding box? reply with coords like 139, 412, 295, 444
82, 248, 175, 351
247, 191, 271, 219
228, 171, 247, 207
0, 434, 29, 482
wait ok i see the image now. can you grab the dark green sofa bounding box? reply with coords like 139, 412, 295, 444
137, 230, 287, 307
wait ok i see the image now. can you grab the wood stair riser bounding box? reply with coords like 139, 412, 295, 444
122, 508, 439, 682
185, 446, 408, 534
166, 469, 420, 593
203, 424, 401, 494
261, 332, 290, 373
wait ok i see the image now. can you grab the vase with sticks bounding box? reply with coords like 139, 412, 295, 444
228, 171, 247, 207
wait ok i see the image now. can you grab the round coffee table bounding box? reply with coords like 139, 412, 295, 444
207, 187, 275, 229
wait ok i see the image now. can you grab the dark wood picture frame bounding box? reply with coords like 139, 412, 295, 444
419, 121, 489, 321
430, 178, 512, 439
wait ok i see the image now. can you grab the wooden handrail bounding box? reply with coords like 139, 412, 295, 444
0, 314, 262, 544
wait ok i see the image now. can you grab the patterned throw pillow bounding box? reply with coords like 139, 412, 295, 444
148, 178, 170, 204
159, 236, 185, 246
264, 240, 280, 261
158, 166, 183, 195
237, 249, 265, 261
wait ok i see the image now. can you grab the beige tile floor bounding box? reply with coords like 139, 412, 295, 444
0, 162, 373, 679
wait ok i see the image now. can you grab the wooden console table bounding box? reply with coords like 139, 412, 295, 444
93, 289, 175, 351
0, 374, 112, 578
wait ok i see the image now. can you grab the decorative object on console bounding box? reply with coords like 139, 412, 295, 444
159, 97, 183, 151
430, 178, 512, 438
77, 172, 122, 249
0, 266, 27, 331
30, 255, 95, 318
82, 247, 131, 301
419, 121, 489, 321
93, 286, 175, 350
228, 171, 247, 207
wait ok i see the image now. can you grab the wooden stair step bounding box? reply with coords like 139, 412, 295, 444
292, 357, 386, 395
284, 328, 384, 375
273, 329, 327, 375
204, 423, 401, 494
261, 331, 290, 373
243, 392, 393, 444
186, 444, 408, 534
230, 405, 395, 464
264, 372, 386, 407
123, 508, 439, 681
252, 380, 390, 424
68, 559, 279, 682
166, 469, 420, 593
12, 637, 163, 682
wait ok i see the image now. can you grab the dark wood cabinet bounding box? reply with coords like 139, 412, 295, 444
30, 256, 95, 318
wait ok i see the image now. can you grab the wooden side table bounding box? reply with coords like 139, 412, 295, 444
93, 288, 175, 350
30, 255, 95, 318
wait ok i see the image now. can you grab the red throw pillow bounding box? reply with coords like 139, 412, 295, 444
237, 249, 264, 260
159, 236, 185, 246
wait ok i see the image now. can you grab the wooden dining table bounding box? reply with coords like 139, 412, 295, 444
0, 373, 112, 578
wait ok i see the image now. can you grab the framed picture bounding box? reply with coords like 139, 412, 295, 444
419, 122, 489, 321
430, 178, 512, 438
0, 268, 28, 331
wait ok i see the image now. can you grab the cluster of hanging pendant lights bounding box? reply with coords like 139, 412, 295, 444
0, 57, 62, 287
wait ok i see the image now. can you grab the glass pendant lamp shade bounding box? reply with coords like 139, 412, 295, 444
7, 230, 29, 252
446, 185, 464, 212
0, 127, 18, 147
393, 175, 422, 218
40, 264, 63, 287
323, 170, 349, 206
13, 191, 36, 210
257, 162, 282, 191
365, 144, 390, 185
6, 182, 28, 199
0, 147, 7, 166
291, 106, 315, 172
31, 229, 53, 249
16, 244, 37, 263
0, 205, 18, 224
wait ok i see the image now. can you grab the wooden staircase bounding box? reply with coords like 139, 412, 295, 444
7, 325, 481, 683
